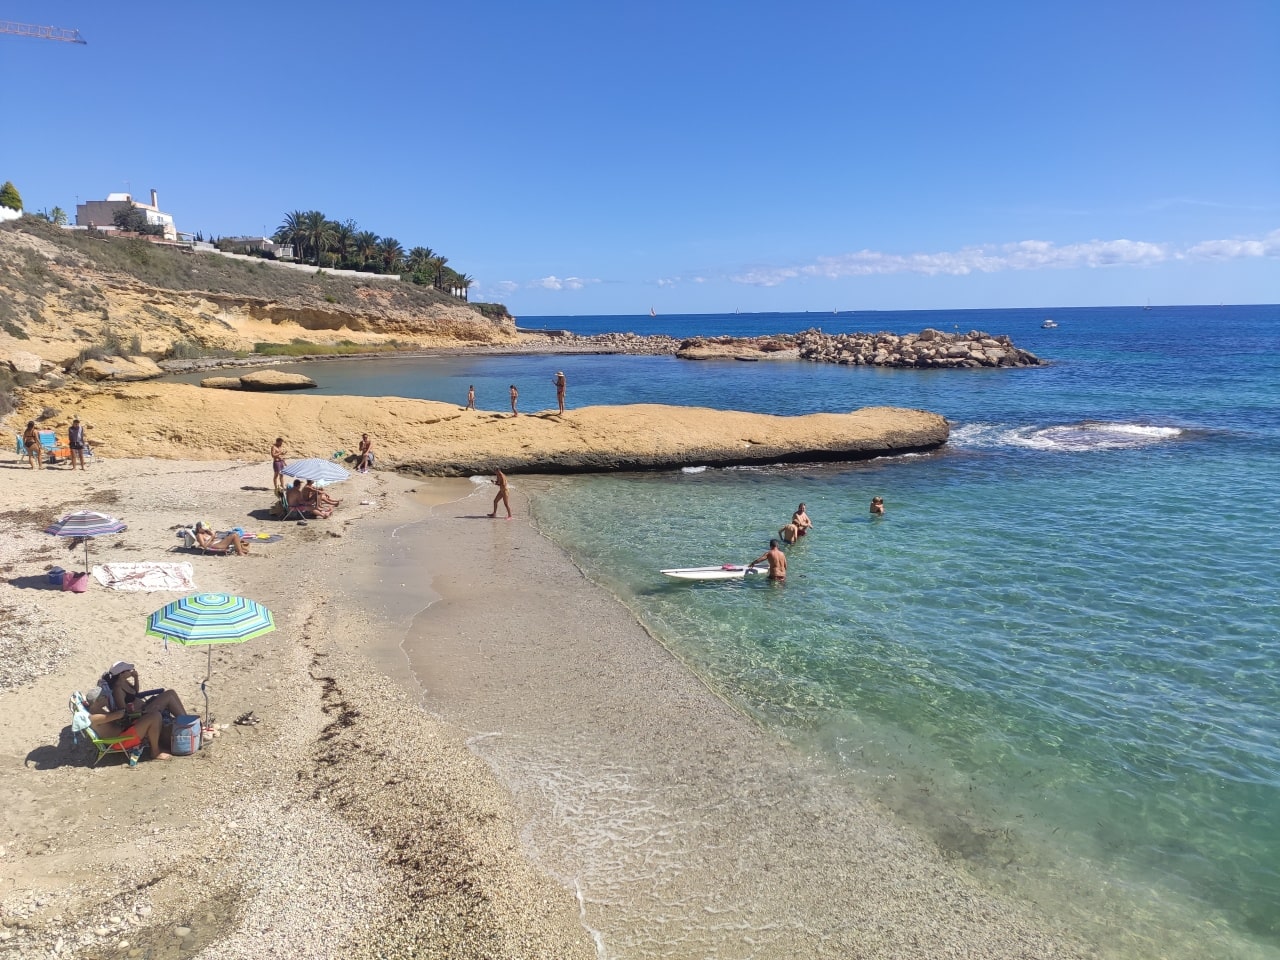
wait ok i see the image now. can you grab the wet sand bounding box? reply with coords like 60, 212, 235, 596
383, 480, 1095, 958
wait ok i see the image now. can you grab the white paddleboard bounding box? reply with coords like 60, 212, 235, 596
660, 564, 769, 581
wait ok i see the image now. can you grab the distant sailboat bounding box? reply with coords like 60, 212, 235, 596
1143, 299, 1152, 311
649, 307, 656, 317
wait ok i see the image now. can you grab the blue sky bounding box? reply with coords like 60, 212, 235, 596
2, 1, 1277, 316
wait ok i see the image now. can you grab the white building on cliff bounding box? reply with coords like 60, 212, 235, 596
76, 189, 177, 240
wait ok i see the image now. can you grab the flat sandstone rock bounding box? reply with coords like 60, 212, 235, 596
239, 370, 318, 391
77, 356, 164, 382
200, 376, 243, 390
11, 382, 948, 475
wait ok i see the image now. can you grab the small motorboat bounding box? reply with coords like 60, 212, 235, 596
1041, 318, 1058, 329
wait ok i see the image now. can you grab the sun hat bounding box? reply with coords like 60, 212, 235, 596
108, 661, 134, 677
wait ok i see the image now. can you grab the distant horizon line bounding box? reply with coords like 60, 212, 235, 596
515, 302, 1276, 319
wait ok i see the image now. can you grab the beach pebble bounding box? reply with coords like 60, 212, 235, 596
174, 926, 191, 938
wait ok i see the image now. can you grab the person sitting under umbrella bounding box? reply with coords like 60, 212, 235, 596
303, 479, 341, 511
99, 661, 190, 719
194, 522, 250, 556
86, 697, 172, 761
288, 480, 331, 519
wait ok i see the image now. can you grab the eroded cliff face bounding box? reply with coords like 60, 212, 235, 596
0, 220, 516, 364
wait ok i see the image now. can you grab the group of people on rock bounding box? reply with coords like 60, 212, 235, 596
463, 372, 569, 418
751, 497, 885, 582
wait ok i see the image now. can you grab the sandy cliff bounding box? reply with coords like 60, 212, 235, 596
0, 219, 515, 365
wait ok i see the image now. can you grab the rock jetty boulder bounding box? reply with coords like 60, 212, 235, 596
77, 356, 165, 382
796, 328, 1041, 368
238, 370, 317, 391
200, 376, 242, 390
673, 328, 1041, 368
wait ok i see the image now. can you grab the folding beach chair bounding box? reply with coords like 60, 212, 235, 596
280, 491, 308, 522
38, 430, 69, 464
68, 691, 146, 766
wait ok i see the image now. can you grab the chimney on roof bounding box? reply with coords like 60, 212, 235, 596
150, 189, 158, 209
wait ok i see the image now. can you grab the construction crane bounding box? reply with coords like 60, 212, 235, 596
0, 20, 87, 44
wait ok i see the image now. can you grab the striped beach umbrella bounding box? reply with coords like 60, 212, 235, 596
281, 458, 350, 484
44, 510, 128, 572
146, 593, 275, 725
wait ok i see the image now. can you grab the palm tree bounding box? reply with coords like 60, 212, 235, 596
275, 210, 307, 256
377, 237, 405, 274
354, 231, 380, 267
302, 210, 335, 266
406, 246, 435, 274
455, 273, 474, 301
333, 219, 357, 265
50, 206, 68, 226
429, 255, 449, 289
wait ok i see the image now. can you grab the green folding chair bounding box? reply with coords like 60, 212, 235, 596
69, 691, 146, 766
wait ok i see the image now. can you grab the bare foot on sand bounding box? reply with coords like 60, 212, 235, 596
154, 752, 173, 761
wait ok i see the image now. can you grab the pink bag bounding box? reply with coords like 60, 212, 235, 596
62, 571, 89, 593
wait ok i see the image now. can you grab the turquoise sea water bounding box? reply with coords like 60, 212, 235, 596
199, 306, 1280, 952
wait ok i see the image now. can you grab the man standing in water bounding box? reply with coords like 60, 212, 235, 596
553, 371, 567, 415
465, 385, 476, 410
488, 469, 512, 519
749, 539, 787, 581
792, 503, 813, 536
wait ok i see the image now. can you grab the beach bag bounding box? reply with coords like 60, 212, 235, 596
62, 571, 89, 593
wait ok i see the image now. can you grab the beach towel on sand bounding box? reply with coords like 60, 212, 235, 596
91, 562, 195, 592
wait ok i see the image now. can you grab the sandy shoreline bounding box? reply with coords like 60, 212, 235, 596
0, 452, 1103, 959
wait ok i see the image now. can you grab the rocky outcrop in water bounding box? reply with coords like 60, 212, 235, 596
675, 328, 1041, 368
797, 328, 1041, 368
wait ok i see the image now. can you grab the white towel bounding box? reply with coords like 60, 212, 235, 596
92, 562, 195, 592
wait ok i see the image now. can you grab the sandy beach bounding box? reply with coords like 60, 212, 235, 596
1, 448, 1098, 959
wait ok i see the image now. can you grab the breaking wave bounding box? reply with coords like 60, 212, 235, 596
952, 420, 1186, 452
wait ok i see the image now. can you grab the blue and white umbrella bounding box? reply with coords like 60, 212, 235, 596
146, 593, 275, 723
44, 510, 128, 571
281, 458, 350, 484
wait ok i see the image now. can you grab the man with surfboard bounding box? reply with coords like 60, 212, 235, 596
748, 540, 787, 582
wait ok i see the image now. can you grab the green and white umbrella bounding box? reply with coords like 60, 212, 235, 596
146, 594, 275, 723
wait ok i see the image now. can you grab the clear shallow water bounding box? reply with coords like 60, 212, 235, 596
519, 306, 1280, 953
205, 305, 1280, 952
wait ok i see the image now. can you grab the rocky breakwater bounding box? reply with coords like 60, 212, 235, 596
674, 328, 1041, 368
797, 327, 1040, 368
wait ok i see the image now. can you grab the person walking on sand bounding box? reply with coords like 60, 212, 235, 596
22, 421, 42, 470
488, 469, 512, 518
509, 384, 519, 417
749, 539, 787, 581
465, 385, 476, 410
553, 371, 567, 415
68, 418, 88, 470
271, 437, 286, 494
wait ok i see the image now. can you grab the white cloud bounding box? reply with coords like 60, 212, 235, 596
729, 229, 1278, 287
1184, 229, 1280, 261
533, 275, 597, 291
